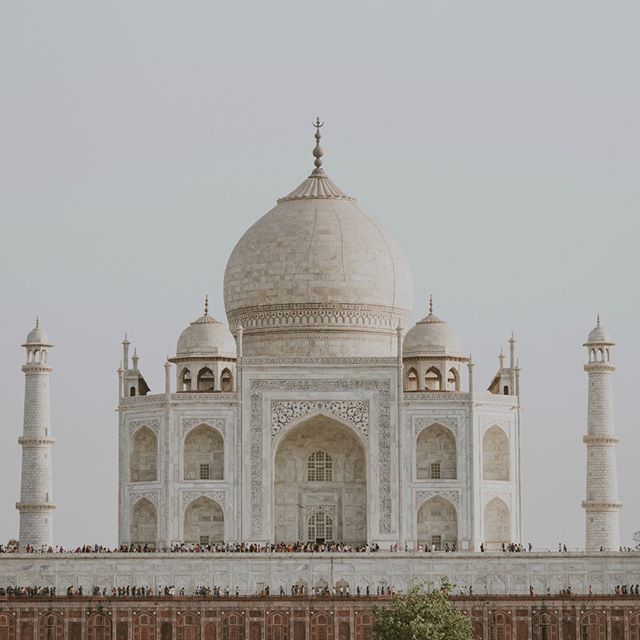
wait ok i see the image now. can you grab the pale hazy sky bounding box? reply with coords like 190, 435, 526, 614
0, 2, 638, 549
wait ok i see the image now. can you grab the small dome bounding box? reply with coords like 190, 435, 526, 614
403, 304, 464, 358
24, 320, 52, 346
176, 313, 236, 359
586, 316, 613, 344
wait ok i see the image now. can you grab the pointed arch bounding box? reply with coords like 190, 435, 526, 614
180, 368, 192, 391
489, 611, 513, 640
197, 367, 215, 391
177, 613, 200, 640
131, 498, 157, 547
221, 613, 244, 640
184, 424, 224, 480
424, 366, 442, 391
266, 612, 289, 640
447, 367, 460, 391
580, 612, 607, 640
183, 496, 224, 544
309, 613, 334, 640
482, 425, 510, 480
38, 612, 64, 640
220, 367, 233, 392
406, 367, 418, 391
417, 496, 458, 550
484, 497, 511, 549
132, 613, 156, 640
87, 613, 112, 640
532, 612, 559, 640
416, 423, 456, 480
130, 426, 157, 482
0, 613, 16, 640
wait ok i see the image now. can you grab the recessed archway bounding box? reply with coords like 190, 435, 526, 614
183, 425, 223, 480
273, 414, 367, 545
183, 496, 224, 544
130, 426, 157, 482
482, 426, 510, 480
131, 498, 157, 547
484, 497, 511, 550
417, 496, 458, 550
416, 424, 456, 480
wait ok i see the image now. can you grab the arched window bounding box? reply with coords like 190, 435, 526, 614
221, 614, 244, 640
40, 613, 64, 640
220, 368, 233, 392
484, 497, 511, 550
355, 612, 373, 640
447, 368, 460, 391
181, 369, 192, 392
130, 386, 136, 397
131, 498, 157, 547
0, 614, 16, 640
307, 450, 333, 482
425, 367, 442, 391
130, 426, 157, 482
266, 612, 289, 640
503, 385, 509, 395
308, 511, 334, 543
406, 368, 418, 391
482, 426, 510, 480
197, 367, 215, 391
184, 425, 224, 480
416, 424, 456, 480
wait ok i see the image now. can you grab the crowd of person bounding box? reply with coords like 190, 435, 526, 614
1, 541, 639, 555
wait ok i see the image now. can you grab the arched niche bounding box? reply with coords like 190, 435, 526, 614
220, 367, 233, 392
273, 414, 367, 545
132, 614, 156, 640
130, 426, 158, 482
39, 613, 64, 640
176, 614, 200, 640
447, 367, 460, 391
197, 367, 215, 391
533, 612, 559, 640
184, 425, 224, 480
183, 496, 224, 544
425, 366, 442, 391
416, 496, 458, 550
406, 367, 418, 391
416, 423, 456, 480
87, 613, 112, 640
482, 425, 510, 480
483, 497, 511, 549
131, 498, 157, 547
180, 368, 192, 391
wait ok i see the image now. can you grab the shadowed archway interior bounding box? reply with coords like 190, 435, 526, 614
274, 414, 367, 545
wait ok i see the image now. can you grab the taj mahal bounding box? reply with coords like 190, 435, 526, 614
6, 122, 638, 600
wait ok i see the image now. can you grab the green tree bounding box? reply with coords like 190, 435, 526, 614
372, 582, 473, 640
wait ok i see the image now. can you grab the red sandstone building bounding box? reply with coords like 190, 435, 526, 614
1, 595, 640, 639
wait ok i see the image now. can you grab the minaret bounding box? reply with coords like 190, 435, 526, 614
16, 320, 56, 550
582, 316, 621, 551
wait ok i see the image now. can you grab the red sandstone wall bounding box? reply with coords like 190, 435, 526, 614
0, 595, 638, 639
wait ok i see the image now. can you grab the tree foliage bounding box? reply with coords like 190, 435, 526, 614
372, 582, 473, 640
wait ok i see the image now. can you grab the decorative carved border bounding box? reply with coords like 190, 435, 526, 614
415, 489, 460, 508
250, 379, 391, 537
241, 357, 398, 366
404, 392, 470, 402
271, 400, 369, 440
129, 491, 159, 509
414, 416, 459, 437
180, 490, 225, 509
181, 417, 226, 439
128, 418, 160, 437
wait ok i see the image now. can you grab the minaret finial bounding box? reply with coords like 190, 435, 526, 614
204, 294, 209, 316
312, 117, 325, 173
597, 313, 600, 327
35, 316, 39, 329
429, 294, 433, 315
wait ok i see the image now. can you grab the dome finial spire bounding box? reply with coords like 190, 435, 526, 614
429, 294, 433, 315
597, 313, 600, 327
204, 294, 209, 316
35, 316, 39, 329
312, 117, 325, 174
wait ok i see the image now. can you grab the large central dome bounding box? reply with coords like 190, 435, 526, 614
223, 124, 413, 358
